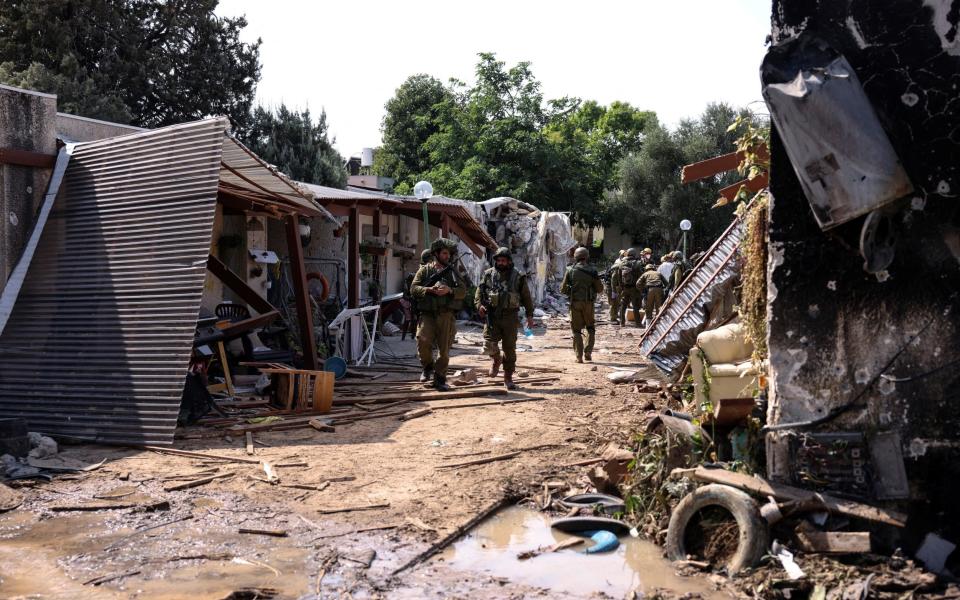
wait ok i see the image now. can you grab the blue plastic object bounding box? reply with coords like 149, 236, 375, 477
523, 325, 534, 338
584, 530, 619, 554
323, 356, 348, 380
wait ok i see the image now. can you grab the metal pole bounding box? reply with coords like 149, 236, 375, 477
421, 199, 430, 246
682, 231, 688, 261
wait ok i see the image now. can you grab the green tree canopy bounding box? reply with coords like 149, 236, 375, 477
0, 0, 261, 131
605, 102, 753, 253
376, 53, 655, 225
244, 104, 347, 188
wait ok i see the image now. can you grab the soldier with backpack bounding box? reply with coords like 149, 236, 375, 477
616, 248, 644, 328
561, 247, 604, 362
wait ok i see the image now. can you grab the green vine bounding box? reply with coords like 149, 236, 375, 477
715, 115, 770, 362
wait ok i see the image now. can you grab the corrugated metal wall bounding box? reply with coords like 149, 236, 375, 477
0, 119, 227, 445
638, 217, 743, 377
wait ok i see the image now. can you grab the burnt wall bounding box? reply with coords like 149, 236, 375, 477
767, 0, 960, 540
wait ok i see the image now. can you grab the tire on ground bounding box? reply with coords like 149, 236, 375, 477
664, 483, 768, 574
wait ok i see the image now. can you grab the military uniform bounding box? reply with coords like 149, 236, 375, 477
606, 255, 624, 323
617, 258, 644, 327
561, 259, 604, 361
637, 266, 667, 326
476, 265, 534, 377
411, 246, 467, 388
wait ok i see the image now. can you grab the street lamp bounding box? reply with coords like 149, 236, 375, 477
414, 180, 434, 247
679, 219, 692, 261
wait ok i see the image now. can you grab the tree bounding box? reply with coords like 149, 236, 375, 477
375, 74, 452, 188
605, 102, 752, 252
376, 53, 654, 224
244, 104, 347, 188
0, 0, 261, 131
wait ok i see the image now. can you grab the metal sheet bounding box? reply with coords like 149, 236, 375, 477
638, 215, 743, 378
0, 119, 227, 445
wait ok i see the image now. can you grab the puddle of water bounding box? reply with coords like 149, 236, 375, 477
440, 507, 723, 598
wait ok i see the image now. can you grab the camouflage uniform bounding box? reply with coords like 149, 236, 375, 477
411, 241, 467, 388
476, 264, 534, 376
617, 254, 644, 328
637, 265, 667, 326
561, 253, 604, 361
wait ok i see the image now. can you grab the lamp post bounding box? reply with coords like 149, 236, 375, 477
679, 219, 692, 261
414, 180, 434, 247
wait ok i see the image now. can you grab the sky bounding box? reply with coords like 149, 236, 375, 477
217, 0, 772, 159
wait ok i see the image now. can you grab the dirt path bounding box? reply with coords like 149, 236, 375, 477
0, 317, 722, 599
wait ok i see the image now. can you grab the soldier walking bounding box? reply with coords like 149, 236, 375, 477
637, 263, 667, 327
561, 247, 604, 363
411, 238, 467, 391
606, 249, 626, 325
476, 248, 534, 390
616, 248, 644, 328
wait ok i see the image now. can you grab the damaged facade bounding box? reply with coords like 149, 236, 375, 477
764, 0, 960, 548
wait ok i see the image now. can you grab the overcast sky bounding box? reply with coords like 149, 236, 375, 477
217, 0, 772, 158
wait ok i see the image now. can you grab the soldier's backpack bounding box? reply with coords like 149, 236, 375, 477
619, 260, 641, 287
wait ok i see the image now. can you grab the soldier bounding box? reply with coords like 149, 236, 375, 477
411, 238, 467, 391
476, 248, 534, 390
669, 250, 686, 292
617, 248, 644, 328
637, 263, 667, 327
606, 249, 626, 325
561, 247, 604, 363
400, 249, 434, 340
640, 247, 654, 266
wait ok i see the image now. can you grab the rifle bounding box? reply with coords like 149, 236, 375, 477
423, 253, 465, 289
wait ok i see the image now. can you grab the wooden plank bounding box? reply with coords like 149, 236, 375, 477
690, 467, 907, 527
216, 311, 279, 339
245, 432, 254, 455
206, 254, 275, 314
717, 173, 769, 203
215, 341, 235, 396
334, 387, 508, 406
0, 147, 57, 168
400, 408, 433, 421
680, 145, 768, 183
795, 522, 871, 554
286, 215, 318, 369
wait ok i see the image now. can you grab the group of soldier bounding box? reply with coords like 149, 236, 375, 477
606, 247, 685, 328
408, 238, 684, 391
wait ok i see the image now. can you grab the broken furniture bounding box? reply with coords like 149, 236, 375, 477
251, 363, 335, 413
688, 322, 763, 419
328, 306, 381, 365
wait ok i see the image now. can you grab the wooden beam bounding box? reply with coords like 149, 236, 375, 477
681, 145, 768, 184
717, 173, 769, 203
447, 219, 484, 258
372, 209, 381, 237
217, 311, 279, 339
441, 213, 451, 238
348, 206, 360, 308
286, 215, 318, 370
206, 254, 276, 314
0, 147, 57, 168
689, 466, 907, 527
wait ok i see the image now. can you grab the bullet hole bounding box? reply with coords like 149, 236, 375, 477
911, 196, 926, 210
8, 212, 18, 226
855, 368, 870, 384
827, 280, 837, 290
878, 377, 896, 395
937, 180, 951, 194
875, 270, 891, 282
901, 92, 920, 106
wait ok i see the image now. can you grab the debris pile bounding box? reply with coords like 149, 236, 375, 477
480, 197, 576, 308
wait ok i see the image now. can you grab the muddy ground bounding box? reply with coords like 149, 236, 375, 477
0, 315, 954, 599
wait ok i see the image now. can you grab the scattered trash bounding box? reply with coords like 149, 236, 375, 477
27, 432, 57, 459
915, 532, 957, 575
584, 530, 620, 554
773, 541, 805, 580
607, 370, 640, 384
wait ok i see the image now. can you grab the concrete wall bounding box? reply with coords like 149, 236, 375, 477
0, 84, 56, 287
56, 112, 144, 142
767, 0, 960, 539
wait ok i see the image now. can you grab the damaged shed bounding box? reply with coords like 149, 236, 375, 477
0, 117, 330, 445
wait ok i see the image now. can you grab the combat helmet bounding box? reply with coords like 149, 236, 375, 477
430, 237, 458, 255
492, 247, 512, 260
644, 263, 656, 271
626, 248, 639, 259
420, 249, 433, 265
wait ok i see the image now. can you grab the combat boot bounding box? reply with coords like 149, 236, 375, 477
503, 371, 517, 390
420, 366, 434, 383
488, 354, 502, 378
433, 375, 451, 392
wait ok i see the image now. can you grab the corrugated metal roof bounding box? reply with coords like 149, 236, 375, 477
220, 138, 335, 220
303, 183, 400, 203
0, 119, 227, 445
638, 216, 743, 377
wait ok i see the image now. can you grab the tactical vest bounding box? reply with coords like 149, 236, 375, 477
619, 259, 642, 287
417, 263, 463, 313
566, 265, 600, 301
482, 268, 523, 313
